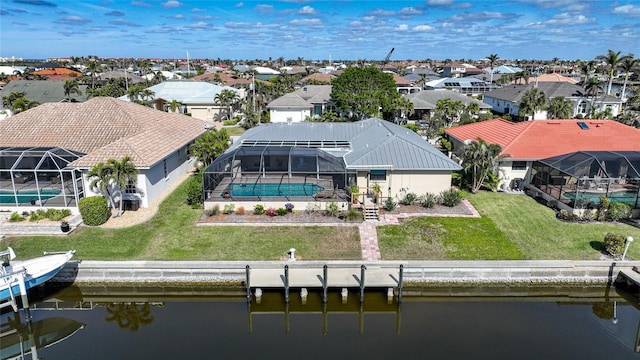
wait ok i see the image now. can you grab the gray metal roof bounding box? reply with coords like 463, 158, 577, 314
0, 80, 90, 104
404, 89, 491, 110
484, 82, 620, 103
231, 118, 461, 171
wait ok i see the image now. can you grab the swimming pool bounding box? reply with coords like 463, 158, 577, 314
0, 189, 62, 204
564, 190, 639, 207
224, 183, 324, 197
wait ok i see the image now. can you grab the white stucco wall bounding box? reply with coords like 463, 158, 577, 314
269, 109, 311, 123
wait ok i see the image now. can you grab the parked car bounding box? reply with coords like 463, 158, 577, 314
417, 120, 429, 129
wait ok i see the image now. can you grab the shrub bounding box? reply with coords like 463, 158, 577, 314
78, 196, 110, 226
29, 209, 47, 222
581, 209, 596, 222
46, 208, 71, 221
344, 207, 362, 222
205, 205, 220, 216
223, 204, 235, 214
235, 206, 245, 215
399, 192, 417, 205
8, 212, 25, 222
277, 208, 288, 216
440, 189, 462, 207
285, 203, 294, 212
604, 233, 626, 257
305, 203, 321, 214
556, 209, 580, 222
418, 193, 439, 208
597, 196, 610, 221
254, 204, 265, 215
325, 201, 339, 217
265, 208, 277, 216
184, 174, 203, 207
383, 197, 398, 211
607, 203, 632, 221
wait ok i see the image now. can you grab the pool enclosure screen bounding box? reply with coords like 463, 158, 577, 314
0, 147, 85, 207
530, 151, 640, 209
203, 146, 355, 201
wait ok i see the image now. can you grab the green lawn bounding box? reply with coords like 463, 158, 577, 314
4, 183, 640, 261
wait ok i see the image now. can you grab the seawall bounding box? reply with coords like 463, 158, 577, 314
53, 260, 640, 286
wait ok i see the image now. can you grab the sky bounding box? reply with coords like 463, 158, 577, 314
1, 0, 640, 61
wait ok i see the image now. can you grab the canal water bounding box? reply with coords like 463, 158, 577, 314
3, 284, 640, 359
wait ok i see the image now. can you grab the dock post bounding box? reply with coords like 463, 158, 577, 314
17, 272, 31, 319
245, 265, 251, 303
398, 264, 404, 304
360, 265, 366, 304
322, 302, 328, 335
322, 265, 328, 303
284, 265, 290, 304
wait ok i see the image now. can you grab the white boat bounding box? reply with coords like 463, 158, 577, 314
0, 247, 75, 303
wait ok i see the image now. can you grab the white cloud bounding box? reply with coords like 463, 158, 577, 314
395, 24, 409, 31
428, 0, 454, 5
613, 5, 640, 17
298, 6, 317, 15
398, 7, 422, 16
545, 13, 594, 25
162, 1, 182, 8
414, 24, 435, 32
290, 18, 323, 28
55, 15, 91, 25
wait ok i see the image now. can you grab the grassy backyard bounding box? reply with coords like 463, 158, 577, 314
3, 183, 640, 261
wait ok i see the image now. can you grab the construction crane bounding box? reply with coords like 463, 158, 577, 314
380, 48, 394, 70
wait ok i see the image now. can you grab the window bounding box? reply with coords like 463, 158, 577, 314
512, 161, 526, 170
370, 170, 386, 181
163, 159, 168, 178
125, 178, 136, 194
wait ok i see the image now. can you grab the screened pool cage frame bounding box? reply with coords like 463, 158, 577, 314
0, 147, 85, 207
530, 151, 640, 210
202, 146, 356, 202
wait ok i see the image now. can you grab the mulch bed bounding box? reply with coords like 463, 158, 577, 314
198, 202, 475, 224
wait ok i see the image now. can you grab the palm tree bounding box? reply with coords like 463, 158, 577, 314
487, 54, 499, 84
190, 129, 230, 170
88, 162, 118, 215
106, 156, 138, 217
63, 79, 82, 102
213, 89, 240, 120
618, 55, 639, 102
435, 98, 464, 127
518, 88, 548, 120
461, 138, 505, 193
105, 303, 154, 331
417, 73, 428, 89
86, 60, 100, 89
578, 60, 597, 84
584, 77, 604, 118
597, 49, 625, 96
547, 96, 573, 119
168, 99, 181, 113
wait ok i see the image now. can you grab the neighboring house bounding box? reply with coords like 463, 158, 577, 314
252, 66, 280, 81
0, 80, 89, 103
425, 77, 493, 96
202, 118, 461, 213
0, 97, 206, 212
97, 70, 145, 84
119, 80, 244, 125
267, 85, 333, 123
511, 73, 578, 85
404, 89, 491, 120
300, 72, 336, 84
441, 62, 466, 78
33, 68, 82, 81
389, 72, 421, 94
445, 118, 640, 193
483, 82, 621, 120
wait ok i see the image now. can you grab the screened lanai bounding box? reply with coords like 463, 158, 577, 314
0, 147, 85, 207
203, 145, 355, 201
530, 151, 640, 209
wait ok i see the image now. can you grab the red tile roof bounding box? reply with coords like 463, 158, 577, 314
445, 119, 640, 159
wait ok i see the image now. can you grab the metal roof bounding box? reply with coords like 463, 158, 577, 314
230, 118, 461, 171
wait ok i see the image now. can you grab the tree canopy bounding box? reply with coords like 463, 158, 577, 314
330, 66, 411, 121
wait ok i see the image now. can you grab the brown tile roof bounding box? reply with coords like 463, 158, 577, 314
33, 68, 82, 76
445, 119, 640, 160
0, 97, 206, 168
300, 73, 335, 83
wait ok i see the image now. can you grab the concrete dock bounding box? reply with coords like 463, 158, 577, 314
248, 265, 399, 288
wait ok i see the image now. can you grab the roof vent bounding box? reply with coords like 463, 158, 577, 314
577, 121, 589, 130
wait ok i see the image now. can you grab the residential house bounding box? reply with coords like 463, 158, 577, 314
483, 82, 621, 120
425, 77, 493, 96
0, 97, 206, 212
202, 118, 462, 215
404, 89, 491, 120
445, 118, 640, 212
0, 80, 90, 104
267, 85, 333, 123
441, 62, 466, 78
119, 80, 244, 126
